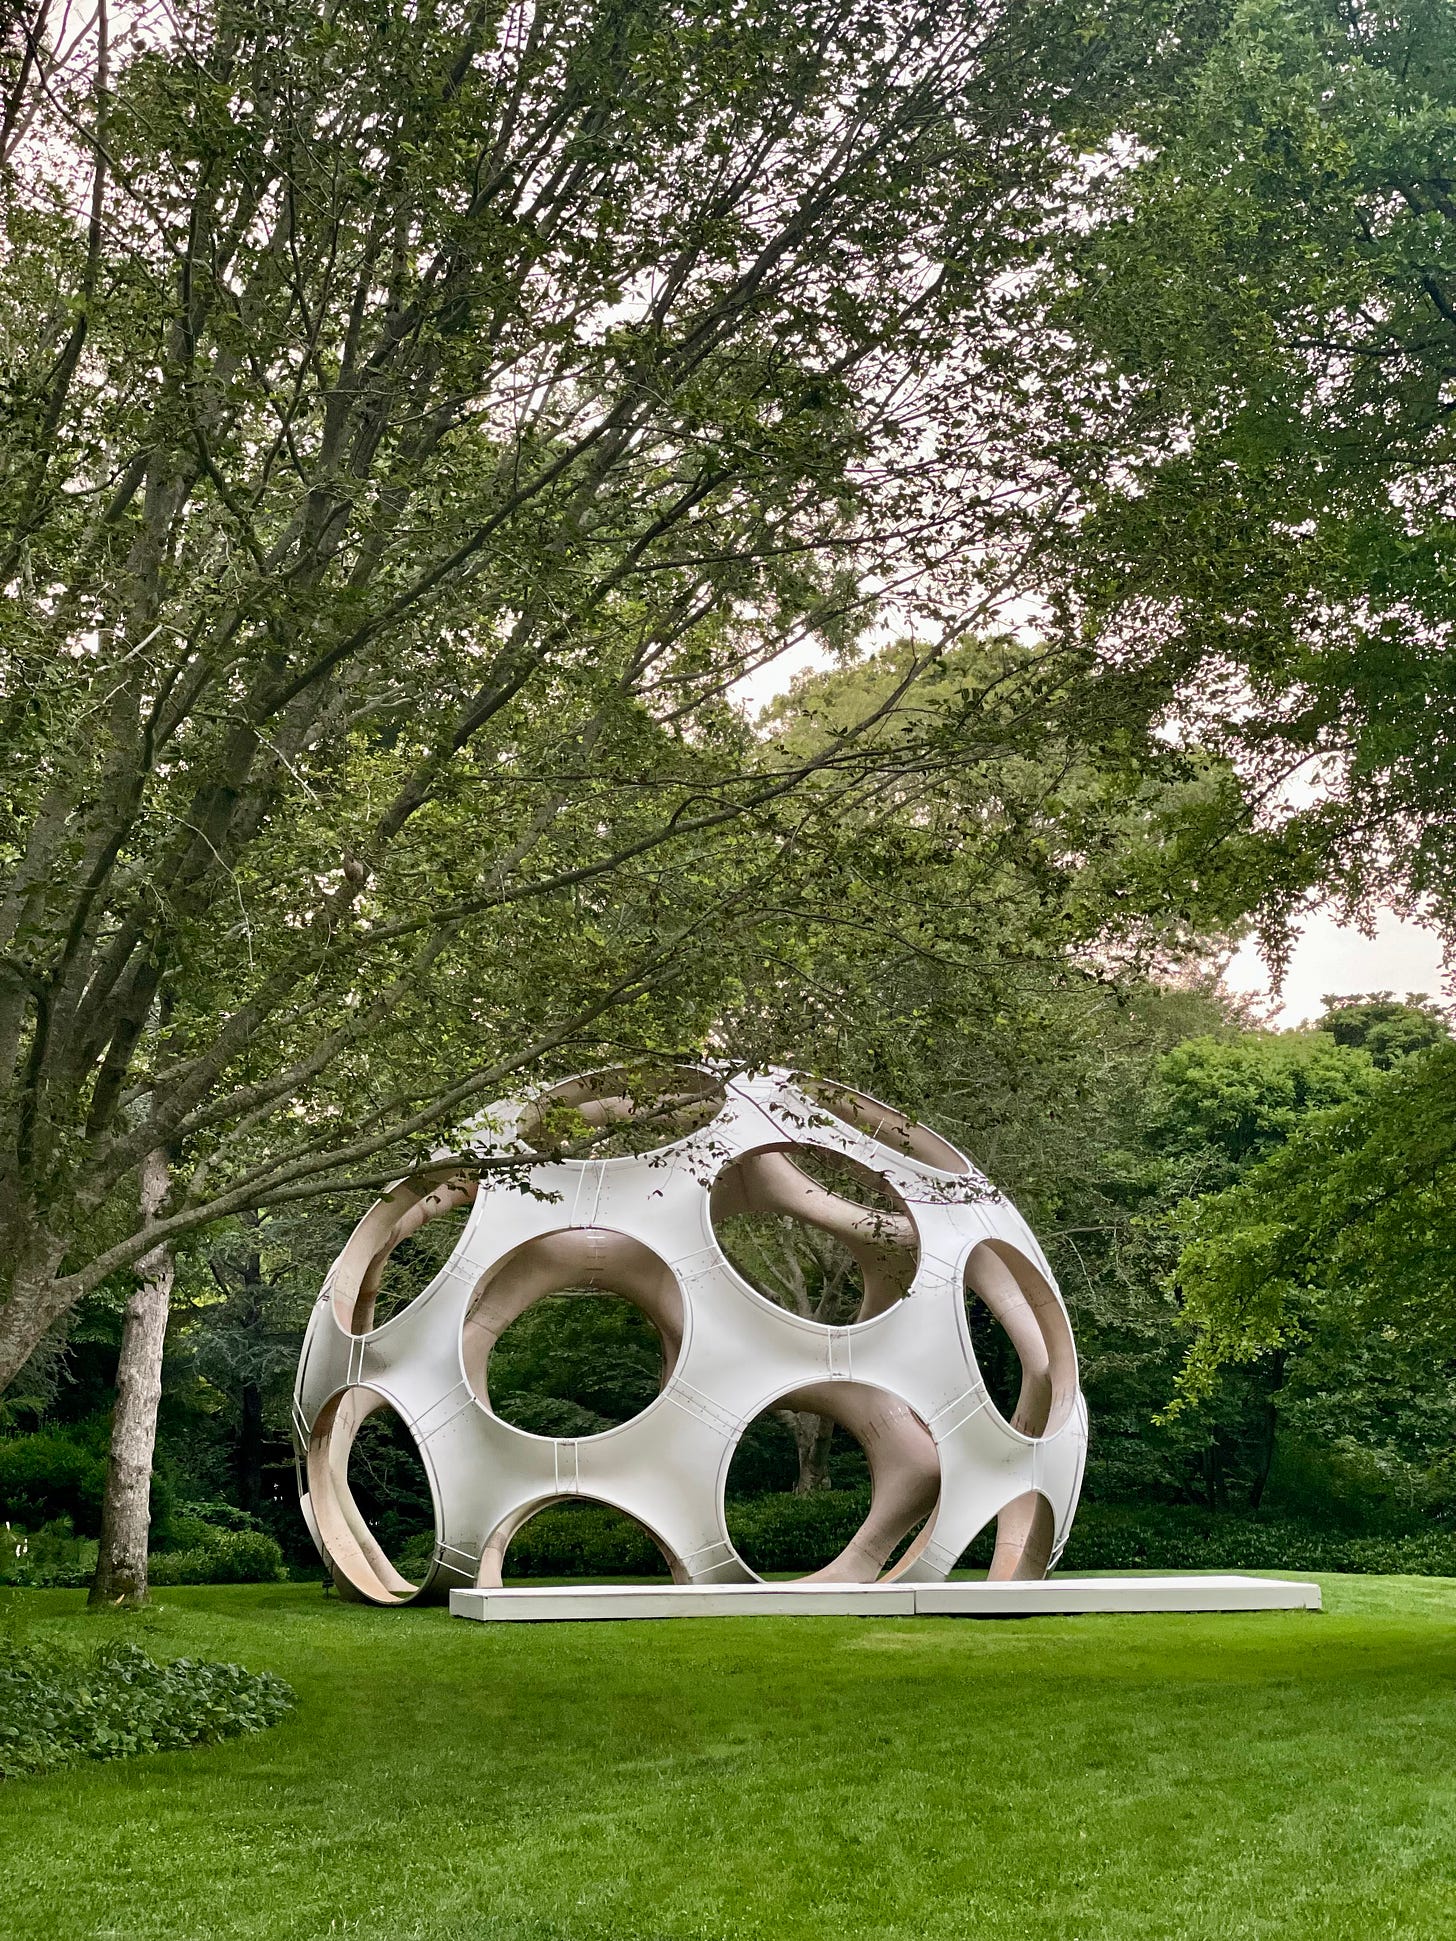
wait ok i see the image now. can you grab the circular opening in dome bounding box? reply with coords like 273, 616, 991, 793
371, 1201, 472, 1329
963, 1241, 1077, 1439
710, 1145, 919, 1325
950, 1491, 1058, 1583
725, 1405, 868, 1499
305, 1388, 438, 1604
490, 1498, 680, 1585
486, 1293, 668, 1434
724, 1380, 940, 1582
328, 1171, 478, 1335
462, 1229, 684, 1435
793, 1078, 970, 1175
519, 1065, 726, 1158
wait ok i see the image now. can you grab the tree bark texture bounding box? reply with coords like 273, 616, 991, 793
780, 1408, 835, 1494
89, 1152, 173, 1607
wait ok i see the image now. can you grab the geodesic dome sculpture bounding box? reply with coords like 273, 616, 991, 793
293, 1066, 1088, 1605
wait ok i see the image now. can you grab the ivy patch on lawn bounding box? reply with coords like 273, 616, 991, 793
0, 1635, 294, 1780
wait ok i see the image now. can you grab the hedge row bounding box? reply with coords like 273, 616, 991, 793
149, 1529, 286, 1586
493, 1493, 1456, 1580
2, 1516, 285, 1590
1060, 1503, 1456, 1577
502, 1504, 668, 1578
0, 1636, 294, 1780
10, 1492, 1454, 1591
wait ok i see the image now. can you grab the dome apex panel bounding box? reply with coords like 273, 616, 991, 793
293, 1066, 1089, 1604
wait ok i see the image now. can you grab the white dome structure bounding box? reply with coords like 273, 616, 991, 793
292, 1066, 1088, 1605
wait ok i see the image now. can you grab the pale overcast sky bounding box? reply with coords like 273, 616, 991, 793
1224, 908, 1451, 1028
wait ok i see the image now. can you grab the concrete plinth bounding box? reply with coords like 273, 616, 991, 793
449, 1574, 1320, 1624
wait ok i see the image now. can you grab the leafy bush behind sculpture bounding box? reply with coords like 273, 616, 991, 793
467, 1495, 1456, 1580
2, 1507, 284, 1589
0, 1434, 110, 1536
149, 1528, 286, 1587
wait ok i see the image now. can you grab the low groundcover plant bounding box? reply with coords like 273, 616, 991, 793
0, 1633, 294, 1780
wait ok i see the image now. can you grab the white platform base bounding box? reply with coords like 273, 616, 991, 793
449, 1574, 1321, 1624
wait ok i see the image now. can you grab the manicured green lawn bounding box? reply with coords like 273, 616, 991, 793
3, 1576, 1455, 1940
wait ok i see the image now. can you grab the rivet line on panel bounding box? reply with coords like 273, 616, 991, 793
915, 1250, 958, 1285
674, 1244, 724, 1280
569, 1162, 606, 1228
667, 1380, 740, 1438
433, 1539, 477, 1568
919, 1537, 959, 1576
414, 1379, 475, 1443
827, 1327, 853, 1379
682, 1537, 737, 1572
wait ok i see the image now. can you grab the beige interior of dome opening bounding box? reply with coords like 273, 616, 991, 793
711, 1145, 920, 1322
518, 1066, 725, 1152
306, 1386, 434, 1605
987, 1491, 1057, 1581
963, 1239, 1077, 1580
795, 1078, 970, 1176
964, 1240, 1078, 1439
327, 1168, 479, 1335
461, 1228, 685, 1414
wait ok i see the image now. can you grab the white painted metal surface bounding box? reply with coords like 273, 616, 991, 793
294, 1065, 1091, 1605
449, 1575, 1321, 1623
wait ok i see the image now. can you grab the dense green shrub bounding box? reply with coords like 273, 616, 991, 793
163, 1500, 270, 1542
0, 1635, 294, 1780
504, 1503, 670, 1578
2, 1513, 284, 1590
149, 1528, 285, 1586
727, 1489, 876, 1575
0, 1435, 108, 1536
1061, 1503, 1456, 1577
0, 1519, 97, 1589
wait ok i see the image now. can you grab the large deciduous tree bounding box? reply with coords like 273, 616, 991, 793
0, 0, 1218, 1393
1170, 1025, 1456, 1430
1047, 0, 1456, 941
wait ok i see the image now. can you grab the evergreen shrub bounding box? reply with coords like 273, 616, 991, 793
0, 1435, 108, 1536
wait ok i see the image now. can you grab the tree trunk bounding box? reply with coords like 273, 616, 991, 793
1248, 1350, 1287, 1512
782, 1409, 835, 1494
233, 1230, 266, 1518
89, 1152, 173, 1608
0, 1231, 72, 1394
237, 1378, 264, 1519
